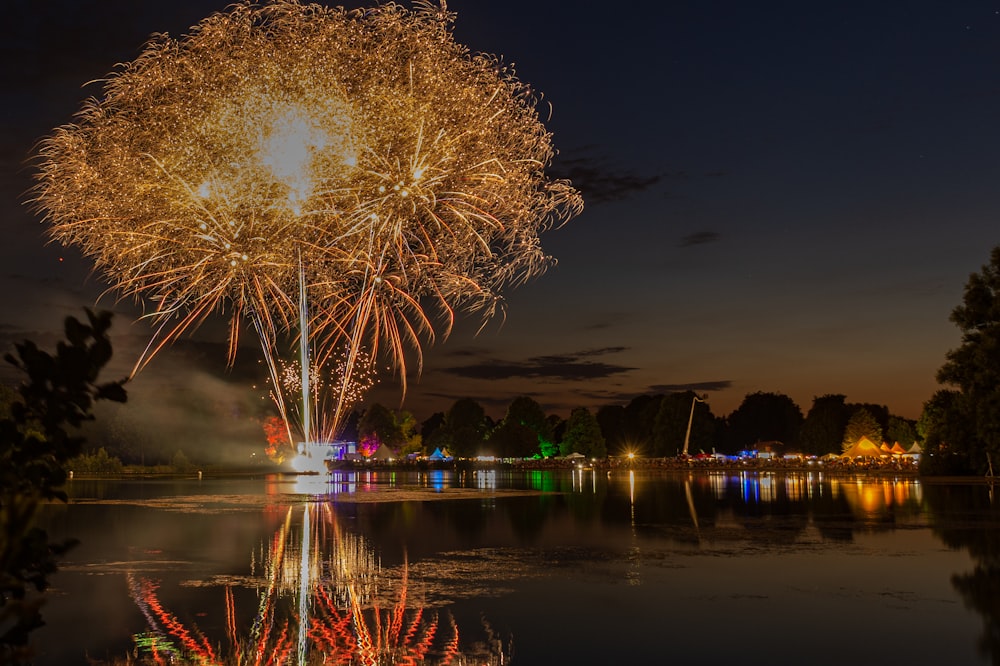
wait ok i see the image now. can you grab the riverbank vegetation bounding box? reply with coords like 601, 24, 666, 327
0, 310, 126, 663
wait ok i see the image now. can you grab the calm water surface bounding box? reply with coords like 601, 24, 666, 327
30, 469, 1000, 665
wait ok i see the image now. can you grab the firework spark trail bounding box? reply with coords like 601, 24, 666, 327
268, 344, 377, 448
32, 0, 581, 440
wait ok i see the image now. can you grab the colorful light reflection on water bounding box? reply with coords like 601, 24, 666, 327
32, 469, 1000, 666
125, 502, 505, 665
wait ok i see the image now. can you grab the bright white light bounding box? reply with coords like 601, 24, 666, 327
290, 451, 328, 474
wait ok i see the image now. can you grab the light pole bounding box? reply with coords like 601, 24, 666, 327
682, 394, 705, 457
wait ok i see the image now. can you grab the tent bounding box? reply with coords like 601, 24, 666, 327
890, 442, 907, 455
370, 443, 396, 460
428, 448, 445, 461
841, 436, 885, 459
907, 442, 923, 455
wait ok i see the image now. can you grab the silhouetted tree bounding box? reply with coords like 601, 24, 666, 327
420, 412, 451, 452
920, 390, 976, 475
652, 392, 714, 456
596, 404, 625, 448
487, 419, 537, 457
443, 398, 490, 457
725, 392, 803, 451
498, 396, 553, 456
846, 402, 890, 440
621, 395, 663, 447
560, 407, 606, 458
933, 246, 1000, 474
886, 415, 918, 447
358, 403, 404, 450
842, 408, 883, 451
0, 310, 127, 662
800, 394, 849, 455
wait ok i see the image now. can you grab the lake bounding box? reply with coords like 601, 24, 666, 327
27, 468, 1000, 665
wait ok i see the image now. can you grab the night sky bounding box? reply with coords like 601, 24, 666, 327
2, 0, 998, 439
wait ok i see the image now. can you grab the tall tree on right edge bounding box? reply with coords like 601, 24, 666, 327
931, 246, 1000, 475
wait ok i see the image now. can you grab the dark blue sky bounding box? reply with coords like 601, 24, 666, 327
2, 0, 999, 429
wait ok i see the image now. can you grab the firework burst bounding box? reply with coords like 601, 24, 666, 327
270, 345, 378, 445
32, 0, 581, 422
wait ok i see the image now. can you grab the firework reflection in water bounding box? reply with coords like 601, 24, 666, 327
128, 503, 509, 665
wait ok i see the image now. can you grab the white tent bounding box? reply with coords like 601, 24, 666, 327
370, 443, 396, 460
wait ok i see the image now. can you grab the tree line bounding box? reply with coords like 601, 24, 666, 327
349, 397, 608, 460
39, 244, 992, 475
355, 244, 1000, 476
350, 389, 914, 463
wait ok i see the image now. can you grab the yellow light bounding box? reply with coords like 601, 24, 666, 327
33, 0, 582, 399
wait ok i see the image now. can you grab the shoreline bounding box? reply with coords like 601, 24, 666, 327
60, 458, 989, 483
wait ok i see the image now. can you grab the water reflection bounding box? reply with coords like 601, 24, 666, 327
925, 482, 1000, 666
41, 471, 1000, 665
124, 503, 506, 665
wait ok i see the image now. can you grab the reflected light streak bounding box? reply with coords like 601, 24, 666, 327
475, 469, 496, 490
127, 503, 506, 665
297, 504, 311, 666
684, 477, 699, 531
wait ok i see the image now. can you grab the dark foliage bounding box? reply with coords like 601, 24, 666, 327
0, 310, 127, 663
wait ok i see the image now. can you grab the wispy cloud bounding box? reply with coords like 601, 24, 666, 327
551, 147, 661, 204
647, 380, 732, 393
441, 347, 635, 381
678, 231, 721, 247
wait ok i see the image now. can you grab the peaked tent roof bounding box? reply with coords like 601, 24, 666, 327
428, 448, 445, 460
907, 442, 923, 454
370, 443, 396, 460
842, 436, 885, 458
890, 442, 907, 454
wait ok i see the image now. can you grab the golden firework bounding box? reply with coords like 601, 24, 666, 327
32, 0, 581, 398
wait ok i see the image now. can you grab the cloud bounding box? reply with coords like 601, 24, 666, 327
647, 380, 733, 393
550, 148, 662, 204
549, 146, 728, 206
441, 347, 635, 381
678, 231, 721, 247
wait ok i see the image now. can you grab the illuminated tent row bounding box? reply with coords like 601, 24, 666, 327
842, 436, 922, 459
